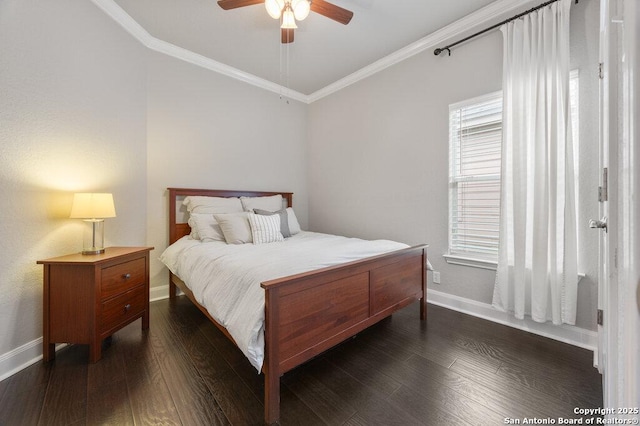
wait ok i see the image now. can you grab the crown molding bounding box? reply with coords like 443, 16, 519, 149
307, 0, 527, 102
92, 0, 528, 104
90, 0, 309, 104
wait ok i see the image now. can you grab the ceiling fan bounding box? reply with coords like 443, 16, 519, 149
217, 0, 354, 44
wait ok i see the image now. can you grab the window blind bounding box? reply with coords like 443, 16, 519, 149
449, 92, 502, 260
447, 73, 578, 265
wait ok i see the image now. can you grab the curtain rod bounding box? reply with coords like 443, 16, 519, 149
434, 0, 579, 56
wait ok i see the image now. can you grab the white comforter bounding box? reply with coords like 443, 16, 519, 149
159, 231, 408, 371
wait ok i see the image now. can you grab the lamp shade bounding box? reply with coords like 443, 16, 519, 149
281, 7, 298, 29
70, 193, 116, 219
292, 0, 310, 21
265, 0, 284, 19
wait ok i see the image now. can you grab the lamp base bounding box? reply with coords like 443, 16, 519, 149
82, 219, 106, 255
82, 248, 106, 255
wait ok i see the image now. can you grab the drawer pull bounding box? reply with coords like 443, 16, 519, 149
122, 273, 131, 280
124, 304, 131, 313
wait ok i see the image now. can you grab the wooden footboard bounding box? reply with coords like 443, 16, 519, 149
261, 245, 427, 424
166, 188, 427, 425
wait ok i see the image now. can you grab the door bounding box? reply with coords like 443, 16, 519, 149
597, 0, 618, 403
597, 0, 640, 411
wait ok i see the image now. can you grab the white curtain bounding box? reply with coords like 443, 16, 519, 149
492, 0, 578, 325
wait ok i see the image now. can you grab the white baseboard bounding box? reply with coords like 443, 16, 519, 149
1, 287, 595, 382
149, 284, 182, 302
0, 338, 43, 382
0, 286, 171, 382
427, 288, 597, 352
152, 285, 597, 351
150, 284, 170, 302
0, 339, 67, 382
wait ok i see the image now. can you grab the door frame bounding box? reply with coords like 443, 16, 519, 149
598, 0, 640, 411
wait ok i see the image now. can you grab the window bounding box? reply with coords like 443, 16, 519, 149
446, 92, 502, 269
446, 71, 579, 270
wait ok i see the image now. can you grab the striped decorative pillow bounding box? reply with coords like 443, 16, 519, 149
253, 208, 291, 238
248, 213, 284, 244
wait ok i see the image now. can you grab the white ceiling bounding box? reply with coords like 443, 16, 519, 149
111, 0, 510, 95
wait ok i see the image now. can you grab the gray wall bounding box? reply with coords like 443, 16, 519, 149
0, 0, 309, 364
145, 52, 309, 289
307, 0, 600, 330
0, 0, 600, 369
0, 0, 148, 356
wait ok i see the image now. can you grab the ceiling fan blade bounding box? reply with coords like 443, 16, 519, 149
310, 0, 353, 25
217, 0, 264, 10
281, 28, 294, 43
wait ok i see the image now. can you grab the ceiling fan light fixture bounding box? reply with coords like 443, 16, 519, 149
292, 0, 311, 21
217, 0, 353, 44
280, 6, 298, 29
265, 0, 284, 19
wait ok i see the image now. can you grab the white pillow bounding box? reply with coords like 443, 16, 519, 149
187, 216, 201, 240
248, 213, 284, 244
214, 213, 253, 244
253, 208, 290, 238
240, 195, 283, 212
183, 196, 243, 214
188, 213, 225, 242
286, 207, 301, 235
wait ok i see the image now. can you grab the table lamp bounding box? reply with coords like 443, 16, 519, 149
70, 193, 116, 254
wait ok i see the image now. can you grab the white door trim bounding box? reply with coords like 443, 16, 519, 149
598, 0, 640, 412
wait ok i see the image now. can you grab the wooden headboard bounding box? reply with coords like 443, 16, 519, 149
168, 188, 294, 245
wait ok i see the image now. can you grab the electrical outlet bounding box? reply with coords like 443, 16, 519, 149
433, 271, 441, 284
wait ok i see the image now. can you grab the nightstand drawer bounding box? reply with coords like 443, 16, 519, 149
101, 258, 146, 299
101, 285, 146, 334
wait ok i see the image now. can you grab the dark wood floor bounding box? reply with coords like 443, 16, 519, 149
0, 297, 602, 425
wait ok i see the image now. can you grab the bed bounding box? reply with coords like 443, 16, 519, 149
165, 188, 428, 424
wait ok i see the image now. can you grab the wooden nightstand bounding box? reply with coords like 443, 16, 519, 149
38, 246, 154, 363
